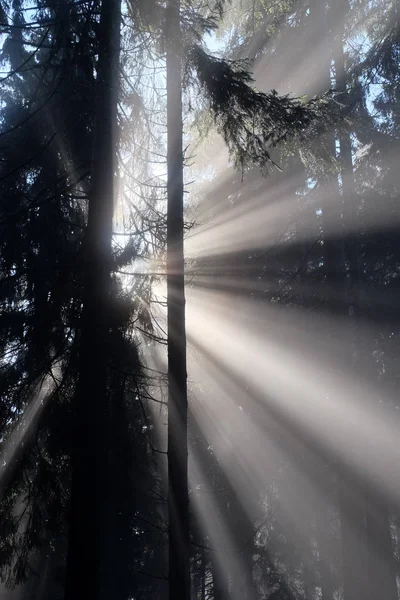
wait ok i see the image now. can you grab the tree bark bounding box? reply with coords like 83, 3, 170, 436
201, 552, 207, 600
166, 0, 190, 599
365, 492, 398, 600
64, 0, 121, 598
337, 41, 398, 600
329, 5, 378, 600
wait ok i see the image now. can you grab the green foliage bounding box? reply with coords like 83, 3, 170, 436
0, 1, 159, 593
188, 45, 334, 173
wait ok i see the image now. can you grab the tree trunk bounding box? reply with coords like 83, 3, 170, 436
329, 5, 376, 600
200, 552, 207, 600
166, 0, 190, 599
338, 96, 398, 600
332, 7, 397, 600
212, 558, 228, 600
317, 501, 335, 600
64, 0, 121, 598
365, 493, 398, 600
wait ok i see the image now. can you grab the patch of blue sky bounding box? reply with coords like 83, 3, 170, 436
204, 30, 229, 54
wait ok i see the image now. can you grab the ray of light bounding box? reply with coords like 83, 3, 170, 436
186, 287, 400, 506
143, 261, 397, 597
189, 446, 260, 600
0, 366, 61, 494
186, 156, 400, 261
188, 329, 343, 572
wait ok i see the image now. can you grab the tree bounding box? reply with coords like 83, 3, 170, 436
0, 2, 158, 597
0, 0, 98, 588
166, 0, 191, 598
162, 2, 335, 599
64, 0, 122, 597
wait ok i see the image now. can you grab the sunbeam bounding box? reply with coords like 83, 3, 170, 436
186, 287, 400, 506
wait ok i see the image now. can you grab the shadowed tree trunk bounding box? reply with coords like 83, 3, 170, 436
327, 3, 374, 599
200, 552, 207, 600
365, 491, 398, 600
166, 0, 190, 598
64, 0, 121, 598
305, 1, 370, 598
334, 16, 398, 600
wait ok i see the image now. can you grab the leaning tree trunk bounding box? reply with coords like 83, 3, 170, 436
166, 0, 190, 599
65, 0, 121, 598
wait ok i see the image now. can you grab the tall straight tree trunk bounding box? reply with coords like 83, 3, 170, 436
328, 3, 375, 600
65, 0, 121, 598
365, 494, 398, 600
166, 0, 190, 599
306, 0, 370, 598
334, 17, 398, 600
212, 558, 228, 600
303, 3, 337, 599
200, 552, 207, 600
